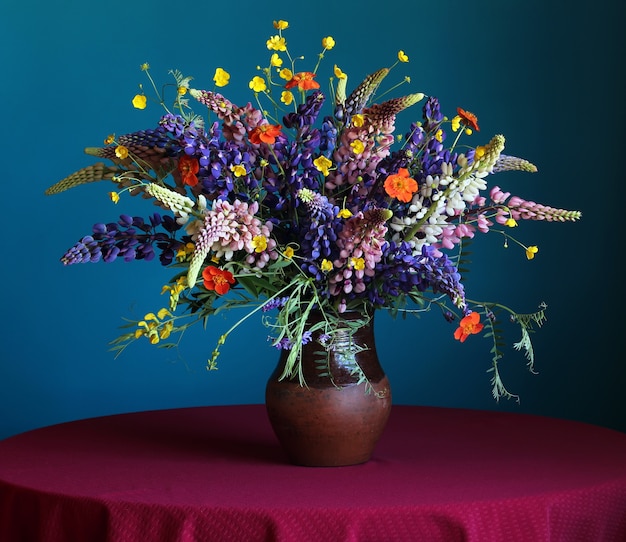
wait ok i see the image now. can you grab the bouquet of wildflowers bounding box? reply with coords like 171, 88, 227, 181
46, 20, 581, 399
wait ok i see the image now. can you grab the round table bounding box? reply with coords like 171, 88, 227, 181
1, 405, 625, 541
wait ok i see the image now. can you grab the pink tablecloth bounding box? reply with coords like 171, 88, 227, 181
1, 405, 625, 541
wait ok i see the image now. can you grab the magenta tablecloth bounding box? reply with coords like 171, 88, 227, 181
1, 405, 625, 542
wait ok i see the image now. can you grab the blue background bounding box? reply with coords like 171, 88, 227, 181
1, 0, 624, 440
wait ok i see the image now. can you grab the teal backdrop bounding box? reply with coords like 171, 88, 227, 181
1, 0, 624, 440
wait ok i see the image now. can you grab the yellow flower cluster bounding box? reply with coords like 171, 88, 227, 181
128, 18, 412, 120
162, 277, 187, 311
193, 20, 344, 109
134, 309, 173, 344
175, 243, 195, 262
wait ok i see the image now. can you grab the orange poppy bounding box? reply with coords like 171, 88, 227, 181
383, 168, 418, 203
284, 72, 320, 91
454, 312, 484, 343
202, 266, 236, 295
456, 107, 480, 132
178, 155, 200, 186
249, 124, 283, 145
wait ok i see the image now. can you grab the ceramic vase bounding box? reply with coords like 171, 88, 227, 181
265, 310, 392, 467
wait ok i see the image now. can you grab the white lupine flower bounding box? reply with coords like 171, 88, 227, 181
461, 175, 488, 201
460, 134, 506, 177
145, 183, 194, 217
445, 194, 466, 215
421, 175, 436, 197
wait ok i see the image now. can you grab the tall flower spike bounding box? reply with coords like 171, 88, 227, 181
84, 129, 179, 171
45, 163, 122, 195
470, 134, 506, 174
343, 68, 389, 116
493, 154, 538, 173
296, 188, 341, 267
364, 93, 425, 125
506, 197, 582, 222
190, 88, 264, 139
144, 183, 195, 220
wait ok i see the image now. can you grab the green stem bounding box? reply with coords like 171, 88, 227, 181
207, 279, 305, 369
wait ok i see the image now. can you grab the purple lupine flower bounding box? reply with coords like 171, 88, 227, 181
371, 242, 466, 310
295, 189, 341, 283
320, 116, 338, 153
422, 96, 445, 131
61, 235, 102, 264
159, 113, 187, 138
60, 214, 185, 266
283, 91, 325, 130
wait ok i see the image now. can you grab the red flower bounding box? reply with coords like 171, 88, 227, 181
284, 72, 320, 91
178, 155, 200, 186
454, 312, 484, 343
456, 107, 480, 132
249, 124, 283, 145
202, 266, 236, 295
